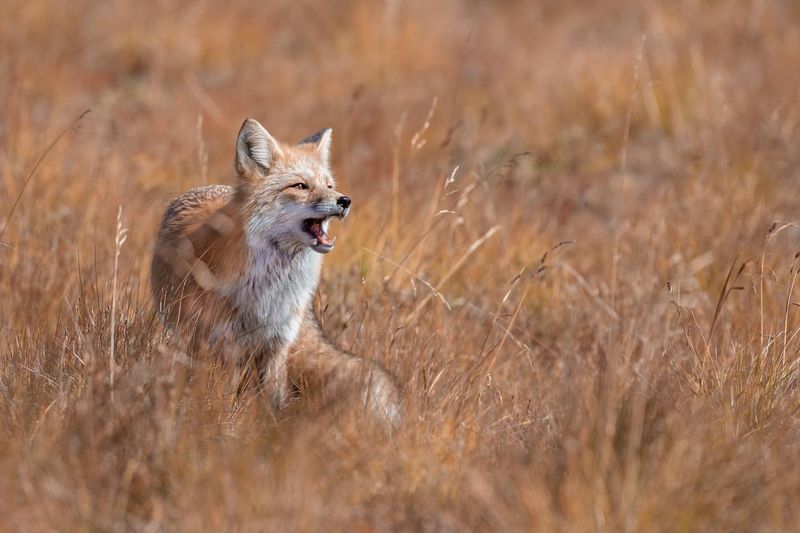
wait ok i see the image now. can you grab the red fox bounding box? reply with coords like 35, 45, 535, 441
150, 118, 400, 425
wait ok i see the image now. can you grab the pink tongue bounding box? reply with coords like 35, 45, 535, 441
310, 223, 331, 245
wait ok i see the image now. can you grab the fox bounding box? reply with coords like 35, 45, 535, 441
150, 118, 401, 426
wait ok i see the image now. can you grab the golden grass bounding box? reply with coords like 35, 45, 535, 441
3, 0, 800, 530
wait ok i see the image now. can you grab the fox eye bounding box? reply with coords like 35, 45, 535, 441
291, 183, 309, 190
327, 184, 333, 189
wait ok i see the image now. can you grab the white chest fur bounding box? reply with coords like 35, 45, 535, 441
225, 245, 321, 350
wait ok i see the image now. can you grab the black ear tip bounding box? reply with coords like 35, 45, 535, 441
299, 128, 331, 145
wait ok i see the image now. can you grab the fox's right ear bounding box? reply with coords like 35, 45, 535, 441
235, 118, 283, 179
298, 128, 332, 165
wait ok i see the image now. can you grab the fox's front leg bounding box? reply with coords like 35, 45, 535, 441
258, 346, 289, 412
235, 345, 290, 413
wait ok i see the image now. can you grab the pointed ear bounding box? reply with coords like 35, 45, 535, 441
298, 128, 332, 165
235, 118, 282, 178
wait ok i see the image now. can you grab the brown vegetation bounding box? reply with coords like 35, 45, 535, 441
3, 0, 800, 530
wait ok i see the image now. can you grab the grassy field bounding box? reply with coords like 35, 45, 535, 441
3, 0, 800, 530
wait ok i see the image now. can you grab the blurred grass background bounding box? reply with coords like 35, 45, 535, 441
3, 0, 800, 530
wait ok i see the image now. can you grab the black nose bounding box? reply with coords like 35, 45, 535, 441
337, 195, 351, 208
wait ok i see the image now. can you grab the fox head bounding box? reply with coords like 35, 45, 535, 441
234, 118, 351, 255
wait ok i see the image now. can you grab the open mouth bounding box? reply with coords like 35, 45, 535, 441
303, 216, 336, 253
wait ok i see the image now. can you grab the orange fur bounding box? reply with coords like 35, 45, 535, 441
151, 119, 400, 424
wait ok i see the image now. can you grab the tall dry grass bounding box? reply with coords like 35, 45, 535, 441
3, 0, 800, 530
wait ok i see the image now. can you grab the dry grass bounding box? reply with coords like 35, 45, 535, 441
3, 0, 800, 530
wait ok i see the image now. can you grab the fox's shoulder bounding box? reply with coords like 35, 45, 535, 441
158, 184, 235, 237
152, 183, 246, 291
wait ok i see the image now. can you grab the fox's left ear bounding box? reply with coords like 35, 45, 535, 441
236, 118, 283, 179
299, 128, 332, 165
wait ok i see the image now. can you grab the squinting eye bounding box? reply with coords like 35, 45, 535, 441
327, 184, 333, 189
291, 183, 309, 190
